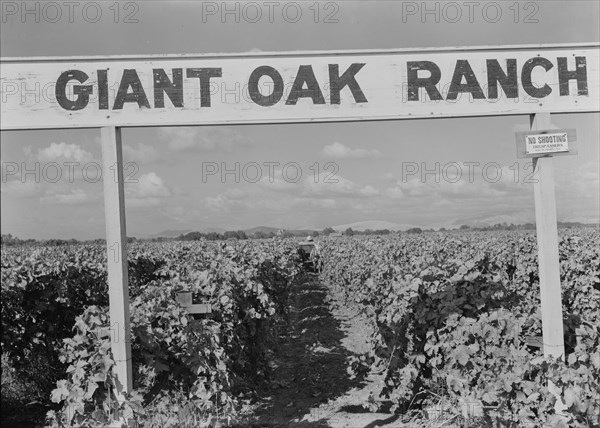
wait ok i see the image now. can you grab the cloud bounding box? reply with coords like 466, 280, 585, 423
159, 127, 251, 152
204, 188, 250, 211
297, 197, 337, 208
384, 186, 405, 199
21, 143, 97, 183
122, 142, 159, 164
554, 160, 599, 223
209, 195, 337, 213
258, 170, 378, 199
125, 173, 171, 209
385, 178, 430, 198
203, 185, 342, 213
384, 163, 531, 200
1, 159, 100, 204
377, 162, 542, 227
303, 173, 379, 198
258, 172, 302, 192
34, 142, 94, 163
205, 193, 247, 211
322, 142, 382, 159
126, 172, 171, 199
555, 160, 599, 199
1, 179, 41, 198
127, 197, 163, 208
40, 188, 93, 205
223, 188, 248, 200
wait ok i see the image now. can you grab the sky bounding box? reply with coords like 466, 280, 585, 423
1, 0, 599, 239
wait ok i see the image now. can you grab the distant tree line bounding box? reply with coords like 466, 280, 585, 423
2, 222, 594, 246
455, 223, 536, 231
178, 230, 248, 241
0, 234, 111, 247
437, 222, 591, 232
342, 228, 393, 236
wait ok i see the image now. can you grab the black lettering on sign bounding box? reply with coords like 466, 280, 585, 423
447, 60, 485, 100
113, 69, 151, 110
153, 68, 183, 108
286, 65, 326, 105
406, 61, 442, 101
486, 59, 518, 99
186, 68, 222, 107
522, 57, 553, 98
55, 70, 93, 111
329, 63, 367, 104
97, 69, 109, 110
248, 66, 284, 107
557, 57, 588, 96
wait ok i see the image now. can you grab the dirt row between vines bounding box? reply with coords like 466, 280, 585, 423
237, 272, 404, 427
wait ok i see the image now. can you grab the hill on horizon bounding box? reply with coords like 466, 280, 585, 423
332, 220, 417, 232
149, 229, 193, 238
244, 226, 281, 235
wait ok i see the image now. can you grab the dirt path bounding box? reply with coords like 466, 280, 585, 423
237, 272, 403, 427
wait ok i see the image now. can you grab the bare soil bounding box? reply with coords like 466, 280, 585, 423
236, 272, 405, 427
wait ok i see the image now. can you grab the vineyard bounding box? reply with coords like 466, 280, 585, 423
1, 229, 599, 427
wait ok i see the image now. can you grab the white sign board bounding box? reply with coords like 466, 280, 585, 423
515, 128, 577, 158
526, 132, 569, 154
1, 43, 599, 130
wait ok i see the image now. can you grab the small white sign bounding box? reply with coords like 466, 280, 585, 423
525, 132, 570, 155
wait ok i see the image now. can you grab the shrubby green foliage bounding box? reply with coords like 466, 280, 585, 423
320, 230, 600, 427
2, 239, 300, 427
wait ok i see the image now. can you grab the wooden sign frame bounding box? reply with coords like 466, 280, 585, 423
2, 43, 599, 421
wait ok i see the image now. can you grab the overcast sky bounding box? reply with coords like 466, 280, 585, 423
1, 0, 599, 239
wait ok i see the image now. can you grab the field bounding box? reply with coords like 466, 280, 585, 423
1, 229, 599, 427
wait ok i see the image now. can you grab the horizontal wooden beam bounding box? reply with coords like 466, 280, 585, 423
3, 45, 598, 130
3, 42, 598, 63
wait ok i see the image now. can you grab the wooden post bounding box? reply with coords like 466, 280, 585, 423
100, 126, 133, 401
530, 113, 565, 360
530, 113, 566, 414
